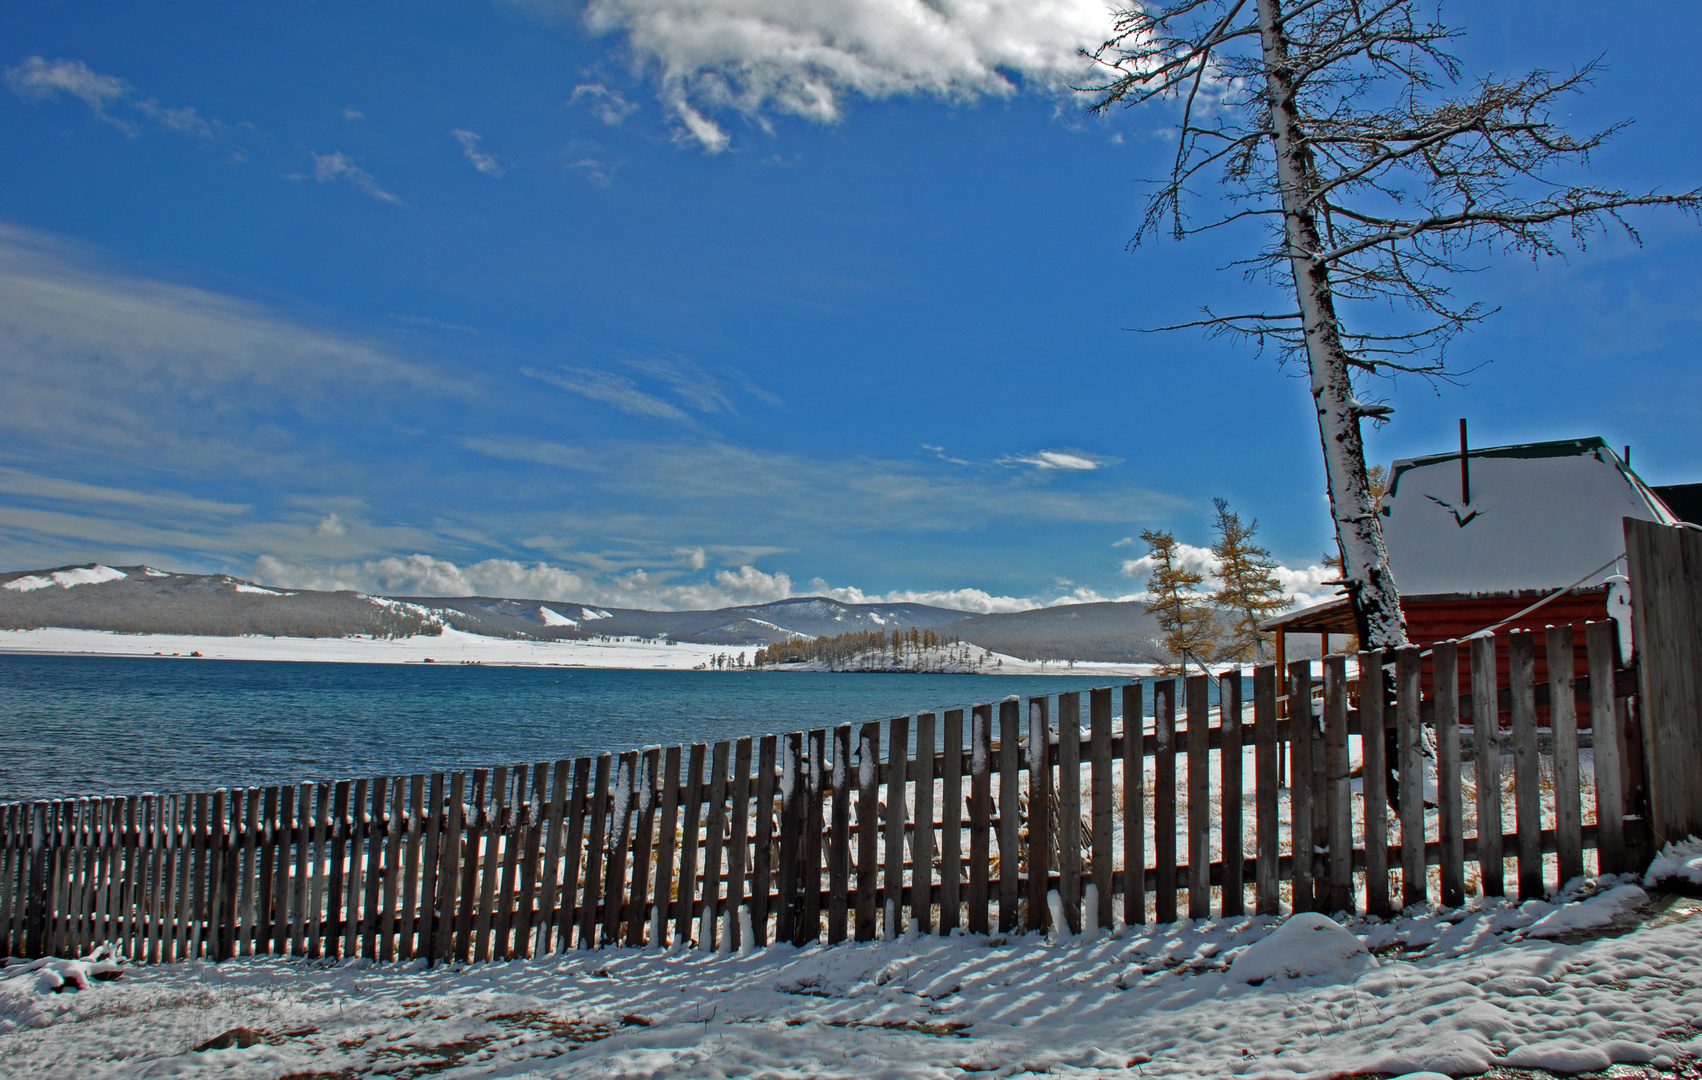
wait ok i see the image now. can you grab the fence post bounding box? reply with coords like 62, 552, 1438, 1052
1624, 516, 1702, 847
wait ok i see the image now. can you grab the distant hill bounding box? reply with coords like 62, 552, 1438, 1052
0, 564, 968, 646
936, 602, 1169, 664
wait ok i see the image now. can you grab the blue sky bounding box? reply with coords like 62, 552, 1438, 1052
2, 0, 1698, 612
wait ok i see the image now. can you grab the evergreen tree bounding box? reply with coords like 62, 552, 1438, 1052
1140, 528, 1219, 675
1209, 498, 1293, 663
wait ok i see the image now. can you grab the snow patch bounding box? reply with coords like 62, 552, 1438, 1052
5, 565, 127, 592
233, 583, 283, 595
580, 607, 613, 620
1645, 836, 1702, 888
1523, 885, 1648, 938
538, 606, 578, 627
1227, 912, 1370, 983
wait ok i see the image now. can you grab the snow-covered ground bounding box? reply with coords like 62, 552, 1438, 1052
0, 626, 1147, 676
0, 626, 731, 670
3, 871, 1698, 1079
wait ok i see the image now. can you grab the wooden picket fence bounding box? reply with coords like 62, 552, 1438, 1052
0, 620, 1647, 965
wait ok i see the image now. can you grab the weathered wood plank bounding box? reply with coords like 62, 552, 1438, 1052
651, 749, 681, 950
1361, 652, 1390, 918
1397, 647, 1427, 909
913, 711, 937, 935
1587, 621, 1626, 874
751, 736, 776, 947
855, 721, 880, 942
1219, 673, 1245, 918
1154, 680, 1178, 924
672, 746, 704, 947
579, 756, 612, 950
701, 743, 730, 949
1547, 625, 1583, 886
1185, 677, 1210, 921
419, 774, 444, 962
1323, 657, 1353, 914
942, 708, 966, 934
628, 748, 661, 948
399, 775, 424, 960
602, 756, 635, 949
348, 778, 372, 959
828, 724, 853, 944
726, 739, 752, 948
885, 715, 910, 939
308, 783, 330, 959
0, 804, 15, 957
432, 773, 463, 963
1287, 662, 1314, 915
366, 777, 391, 960
776, 732, 802, 945
272, 785, 294, 957
1434, 642, 1465, 908
1026, 697, 1051, 933
454, 770, 485, 962
1123, 684, 1146, 927
967, 705, 992, 935
1509, 631, 1544, 899
289, 784, 310, 957
803, 728, 826, 943
1470, 634, 1504, 897
495, 765, 528, 958
997, 699, 1021, 933
1057, 694, 1083, 932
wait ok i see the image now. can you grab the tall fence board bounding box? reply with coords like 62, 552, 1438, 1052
0, 621, 1649, 964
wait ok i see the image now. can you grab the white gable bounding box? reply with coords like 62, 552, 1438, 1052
1379, 438, 1673, 596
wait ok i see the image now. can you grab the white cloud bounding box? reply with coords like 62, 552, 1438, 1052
554, 0, 1116, 151
570, 83, 639, 126
451, 129, 506, 176
1002, 448, 1111, 471
309, 151, 402, 204
315, 513, 346, 537
524, 366, 693, 422
342, 106, 365, 121
6, 56, 224, 140
675, 544, 708, 569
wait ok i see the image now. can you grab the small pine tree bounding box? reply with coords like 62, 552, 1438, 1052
1209, 498, 1294, 663
1140, 528, 1219, 675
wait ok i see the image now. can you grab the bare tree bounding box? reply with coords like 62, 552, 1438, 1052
1082, 0, 1699, 648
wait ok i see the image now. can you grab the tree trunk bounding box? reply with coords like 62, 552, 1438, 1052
1254, 0, 1409, 650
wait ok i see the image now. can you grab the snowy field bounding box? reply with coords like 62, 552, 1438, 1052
0, 627, 1123, 676
4, 864, 1700, 1079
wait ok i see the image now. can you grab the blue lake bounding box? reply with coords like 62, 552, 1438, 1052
0, 654, 1161, 801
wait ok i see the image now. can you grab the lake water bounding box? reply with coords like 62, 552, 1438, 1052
0, 654, 1160, 801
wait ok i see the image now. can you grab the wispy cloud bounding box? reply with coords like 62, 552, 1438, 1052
523, 356, 779, 423
308, 151, 402, 204
549, 0, 1114, 151
523, 366, 693, 422
6, 56, 229, 143
1000, 448, 1115, 471
342, 106, 364, 121
451, 129, 506, 176
569, 83, 638, 126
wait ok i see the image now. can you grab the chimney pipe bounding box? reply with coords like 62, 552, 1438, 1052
1460, 418, 1470, 505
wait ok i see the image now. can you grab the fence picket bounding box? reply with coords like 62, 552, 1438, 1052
602, 756, 634, 950
1361, 652, 1390, 917
804, 728, 826, 942
651, 748, 681, 950
290, 784, 311, 956
0, 805, 15, 956
578, 757, 611, 950
432, 773, 463, 963
1322, 657, 1352, 913
1123, 684, 1146, 926
777, 732, 802, 945
701, 743, 729, 949
382, 778, 407, 960
672, 747, 704, 947
346, 778, 370, 959
884, 715, 909, 939
1218, 674, 1244, 918
475, 766, 507, 959
1185, 678, 1210, 921
1547, 625, 1583, 884
1508, 631, 1544, 899
1587, 622, 1627, 874
1470, 635, 1505, 896
943, 708, 966, 934
726, 739, 752, 948
557, 758, 590, 952
913, 712, 937, 935
997, 699, 1021, 933
1396, 647, 1426, 908
628, 748, 661, 948
751, 736, 776, 947
1434, 642, 1465, 908
367, 777, 392, 960
855, 721, 879, 942
1057, 694, 1082, 932
400, 775, 424, 960
1154, 680, 1178, 924
829, 724, 853, 944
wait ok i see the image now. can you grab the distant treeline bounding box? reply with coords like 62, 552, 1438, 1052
754, 627, 961, 668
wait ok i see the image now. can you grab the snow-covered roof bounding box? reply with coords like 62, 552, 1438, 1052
1379, 436, 1674, 596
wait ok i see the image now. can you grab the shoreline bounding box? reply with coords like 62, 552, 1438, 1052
0, 627, 1155, 676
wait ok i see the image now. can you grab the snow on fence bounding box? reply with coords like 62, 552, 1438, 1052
0, 620, 1648, 965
